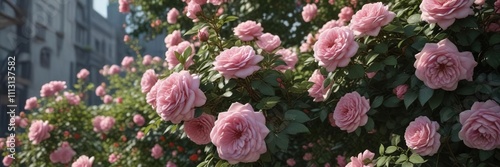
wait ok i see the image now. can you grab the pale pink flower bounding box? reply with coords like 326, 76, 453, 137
338, 7, 354, 22
146, 81, 160, 108
336, 155, 347, 167
459, 100, 500, 150
300, 43, 311, 52
64, 92, 81, 105
308, 69, 331, 102
49, 81, 66, 92
77, 69, 90, 79
213, 46, 263, 79
420, 0, 474, 29
141, 69, 158, 93
313, 27, 358, 72
404, 116, 441, 156
318, 20, 345, 35
142, 55, 152, 65
108, 154, 120, 163
303, 152, 313, 161
329, 0, 335, 5
50, 142, 76, 164
198, 27, 209, 42
275, 48, 298, 71
71, 155, 94, 167
208, 0, 225, 5
45, 108, 54, 113
165, 30, 184, 48
25, 97, 38, 110
95, 85, 106, 97
216, 7, 224, 16
349, 2, 395, 37
165, 41, 195, 70
28, 120, 53, 144
233, 21, 264, 41
414, 39, 477, 91
210, 103, 269, 164
118, 0, 130, 13
345, 150, 375, 167
40, 81, 67, 97
184, 113, 215, 145
393, 84, 409, 100
108, 65, 121, 75
123, 35, 130, 43
167, 8, 180, 24
15, 116, 28, 128
153, 56, 162, 63
121, 56, 134, 69
496, 0, 500, 13
256, 33, 281, 52
191, 0, 206, 5
133, 114, 145, 126
474, 0, 485, 6
93, 116, 115, 133
136, 131, 145, 140
155, 71, 206, 124
186, 2, 201, 19
103, 95, 113, 104
328, 113, 337, 127
366, 72, 377, 79
287, 158, 296, 166
3, 156, 13, 166
166, 161, 177, 167
333, 92, 370, 133
151, 144, 164, 159
0, 138, 5, 150
302, 4, 318, 22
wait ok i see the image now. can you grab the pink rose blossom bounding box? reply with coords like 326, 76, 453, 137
165, 41, 195, 70
191, 0, 206, 5
336, 155, 347, 167
328, 113, 337, 127
487, 21, 500, 32
306, 33, 316, 45
303, 152, 313, 161
119, 0, 130, 13
186, 2, 201, 19
338, 7, 353, 23
71, 155, 94, 167
153, 56, 162, 63
233, 21, 264, 41
213, 46, 263, 79
108, 154, 120, 163
256, 33, 281, 52
77, 69, 90, 79
95, 85, 106, 97
420, 0, 474, 30
275, 48, 298, 71
329, 0, 335, 5
146, 81, 160, 108
121, 56, 134, 69
165, 30, 184, 48
349, 2, 395, 37
300, 43, 311, 52
302, 4, 318, 22
133, 114, 145, 126
108, 65, 121, 75
313, 27, 358, 72
64, 92, 81, 105
414, 39, 477, 91
50, 142, 76, 164
143, 55, 152, 65
459, 100, 500, 150
216, 7, 224, 16
0, 138, 5, 150
3, 156, 13, 166
103, 95, 113, 104
198, 27, 209, 42
345, 150, 375, 167
496, 0, 500, 13
474, 0, 485, 6
210, 102, 269, 164
184, 113, 215, 145
15, 116, 28, 128
151, 144, 164, 159
123, 35, 130, 42
136, 131, 145, 140
208, 0, 225, 5
167, 8, 179, 24
308, 69, 331, 102
324, 163, 331, 167
393, 84, 409, 100
46, 108, 54, 113
166, 161, 177, 167
405, 116, 441, 156
40, 81, 67, 97
333, 91, 370, 133
318, 20, 345, 35
155, 71, 206, 124
93, 116, 115, 133
28, 120, 53, 144
366, 72, 377, 79
141, 69, 158, 93
25, 97, 38, 110
287, 158, 296, 166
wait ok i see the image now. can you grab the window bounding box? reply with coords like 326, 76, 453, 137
76, 3, 85, 21
35, 23, 46, 40
95, 40, 100, 52
40, 47, 51, 68
76, 24, 87, 45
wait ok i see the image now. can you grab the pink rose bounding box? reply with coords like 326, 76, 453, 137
329, 0, 335, 5
349, 2, 395, 37
338, 7, 354, 23
133, 114, 145, 126
143, 55, 152, 65
164, 30, 184, 48
210, 103, 269, 164
0, 138, 5, 150
306, 33, 316, 45
167, 8, 179, 24
300, 43, 311, 52
487, 21, 500, 32
405, 116, 441, 156
420, 0, 473, 30
308, 69, 331, 102
64, 92, 81, 105
275, 48, 298, 71
333, 91, 370, 133
118, 0, 130, 13
108, 154, 120, 163
108, 65, 121, 75
496, 0, 500, 13
153, 56, 162, 63
459, 100, 500, 150
216, 7, 224, 16
103, 95, 113, 104
198, 27, 209, 42
141, 69, 158, 93
184, 113, 215, 145
366, 72, 377, 79
286, 158, 296, 166
166, 161, 177, 167
256, 33, 281, 52
146, 81, 160, 108
165, 41, 195, 70
77, 69, 90, 79
15, 116, 28, 128
151, 144, 164, 159
155, 71, 206, 124
71, 155, 94, 167
393, 84, 409, 100
25, 97, 38, 110
123, 35, 130, 42
208, 0, 225, 5
95, 85, 106, 97
414, 39, 477, 91
328, 113, 337, 127
186, 2, 201, 19
100, 65, 109, 76
213, 46, 264, 79
2, 156, 13, 166
121, 56, 134, 68
474, 0, 485, 6
318, 20, 345, 35
233, 20, 264, 41
136, 131, 145, 140
336, 155, 347, 167
28, 120, 53, 144
191, 0, 207, 5
303, 152, 313, 161
313, 26, 359, 72
302, 4, 318, 22
40, 81, 67, 97
50, 142, 76, 164
345, 150, 375, 167
93, 116, 115, 133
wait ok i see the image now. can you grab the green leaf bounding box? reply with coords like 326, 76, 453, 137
391, 134, 401, 146
402, 162, 414, 167
374, 43, 388, 54
364, 117, 375, 131
347, 64, 365, 79
489, 33, 500, 45
284, 110, 310, 123
451, 123, 462, 142
197, 161, 209, 167
479, 150, 494, 161
383, 56, 397, 66
428, 90, 444, 110
256, 96, 281, 110
377, 156, 387, 167
320, 109, 328, 122
215, 160, 229, 167
355, 127, 361, 136
396, 154, 408, 164
276, 132, 289, 150
385, 146, 397, 154
407, 14, 421, 24
383, 96, 401, 108
379, 144, 385, 155
456, 85, 476, 95
419, 86, 434, 105
285, 122, 309, 135
439, 107, 455, 123
224, 16, 239, 23
252, 80, 275, 96
485, 49, 500, 68
409, 154, 425, 164
371, 96, 384, 108
366, 62, 385, 72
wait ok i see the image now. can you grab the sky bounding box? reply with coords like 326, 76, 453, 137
93, 0, 108, 18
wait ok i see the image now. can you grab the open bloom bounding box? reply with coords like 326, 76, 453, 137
233, 21, 264, 41
165, 41, 195, 70
275, 48, 298, 71
414, 39, 477, 91
313, 27, 358, 72
28, 120, 53, 144
71, 155, 94, 167
146, 81, 160, 108
338, 7, 354, 22
121, 56, 134, 69
308, 70, 331, 102
318, 20, 345, 35
95, 85, 106, 97
256, 33, 281, 52
3, 156, 13, 166
393, 84, 409, 100
459, 100, 500, 150
165, 30, 183, 48
302, 4, 318, 22
50, 142, 76, 164
405, 116, 441, 156
184, 113, 216, 145
118, 0, 130, 13
25, 97, 38, 110
420, 0, 474, 29
151, 144, 164, 159
108, 65, 121, 75
210, 103, 269, 164
40, 81, 67, 97
77, 69, 89, 79
186, 2, 201, 19
349, 2, 395, 37
141, 69, 158, 93
92, 116, 115, 133
346, 150, 375, 167
167, 8, 179, 24
333, 92, 370, 133
133, 114, 145, 126
213, 46, 263, 79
